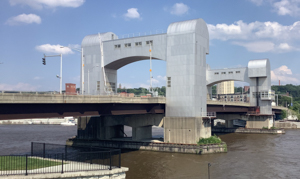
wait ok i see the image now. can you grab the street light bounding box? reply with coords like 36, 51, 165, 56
60, 46, 84, 95
43, 54, 62, 94
88, 65, 99, 95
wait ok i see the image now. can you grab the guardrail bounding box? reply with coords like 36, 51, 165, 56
0, 142, 121, 176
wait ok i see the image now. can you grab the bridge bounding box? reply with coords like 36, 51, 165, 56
2, 18, 279, 144
0, 92, 284, 119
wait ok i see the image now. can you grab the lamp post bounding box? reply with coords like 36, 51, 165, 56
88, 65, 99, 95
43, 54, 62, 94
60, 46, 84, 95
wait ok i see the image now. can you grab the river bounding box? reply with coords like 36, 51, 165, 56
0, 125, 299, 179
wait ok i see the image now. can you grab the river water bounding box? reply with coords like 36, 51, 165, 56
0, 125, 299, 179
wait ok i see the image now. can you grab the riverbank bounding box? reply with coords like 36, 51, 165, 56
212, 127, 285, 134
0, 118, 77, 125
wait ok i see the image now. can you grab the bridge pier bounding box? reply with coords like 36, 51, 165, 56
164, 117, 211, 144
132, 126, 152, 141
216, 113, 274, 129
246, 116, 273, 129
76, 114, 164, 141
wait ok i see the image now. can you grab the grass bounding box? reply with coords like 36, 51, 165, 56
197, 134, 222, 145
0, 156, 63, 170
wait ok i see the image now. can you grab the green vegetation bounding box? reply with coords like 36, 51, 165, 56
223, 143, 228, 152
270, 127, 278, 129
117, 86, 166, 96
197, 134, 222, 145
262, 127, 268, 129
281, 110, 287, 119
0, 156, 62, 170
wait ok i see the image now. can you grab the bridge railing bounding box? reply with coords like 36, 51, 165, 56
201, 112, 216, 117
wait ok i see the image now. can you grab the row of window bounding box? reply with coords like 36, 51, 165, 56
114, 40, 153, 49
214, 71, 241, 75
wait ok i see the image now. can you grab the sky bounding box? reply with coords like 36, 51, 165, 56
0, 0, 300, 91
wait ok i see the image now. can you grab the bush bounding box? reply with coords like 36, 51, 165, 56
197, 134, 222, 145
281, 110, 287, 119
262, 127, 268, 129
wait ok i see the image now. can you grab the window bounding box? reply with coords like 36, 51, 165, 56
146, 40, 153, 45
214, 72, 219, 75
97, 81, 100, 91
167, 77, 171, 87
124, 43, 131, 47
236, 71, 240, 73
135, 42, 142, 46
114, 44, 121, 48
111, 34, 114, 40
221, 72, 226, 74
229, 71, 233, 74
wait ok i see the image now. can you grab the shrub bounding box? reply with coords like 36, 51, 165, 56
197, 134, 222, 145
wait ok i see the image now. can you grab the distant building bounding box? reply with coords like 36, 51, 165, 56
217, 81, 234, 94
65, 83, 76, 95
119, 92, 134, 97
244, 86, 250, 93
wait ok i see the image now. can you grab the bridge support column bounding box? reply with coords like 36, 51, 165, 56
164, 117, 211, 144
77, 116, 124, 140
246, 116, 273, 129
132, 126, 152, 141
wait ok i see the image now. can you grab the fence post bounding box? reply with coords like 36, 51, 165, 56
65, 145, 67, 161
31, 142, 33, 156
61, 153, 64, 174
43, 143, 45, 158
109, 151, 112, 170
119, 149, 121, 168
25, 155, 28, 176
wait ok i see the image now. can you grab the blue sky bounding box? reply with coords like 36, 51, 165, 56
0, 0, 299, 91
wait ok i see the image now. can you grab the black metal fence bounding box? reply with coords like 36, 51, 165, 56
0, 142, 121, 176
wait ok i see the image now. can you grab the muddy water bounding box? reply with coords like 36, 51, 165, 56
0, 125, 299, 179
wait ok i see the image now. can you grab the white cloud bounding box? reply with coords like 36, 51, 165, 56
273, 0, 300, 16
209, 20, 300, 53
233, 41, 275, 52
278, 43, 292, 50
0, 83, 40, 91
33, 76, 42, 80
208, 20, 300, 41
9, 0, 85, 9
36, 44, 74, 55
249, 0, 265, 6
271, 65, 300, 84
249, 0, 300, 16
124, 8, 141, 20
5, 14, 41, 26
170, 3, 189, 15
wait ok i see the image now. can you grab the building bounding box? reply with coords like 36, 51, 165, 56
244, 86, 250, 93
65, 83, 76, 95
217, 81, 234, 94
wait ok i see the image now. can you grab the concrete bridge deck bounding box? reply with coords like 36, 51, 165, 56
0, 93, 286, 120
